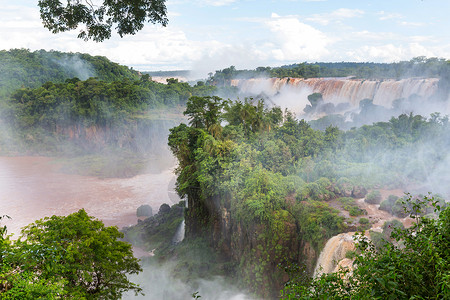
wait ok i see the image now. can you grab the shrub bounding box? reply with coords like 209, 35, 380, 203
349, 206, 367, 217
379, 195, 398, 213
382, 219, 404, 239
359, 218, 369, 225
369, 230, 388, 250
365, 190, 381, 204
391, 198, 408, 218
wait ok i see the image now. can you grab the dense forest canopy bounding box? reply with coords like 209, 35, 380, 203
168, 95, 450, 296
0, 49, 139, 98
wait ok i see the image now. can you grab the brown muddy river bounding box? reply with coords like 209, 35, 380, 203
0, 156, 179, 237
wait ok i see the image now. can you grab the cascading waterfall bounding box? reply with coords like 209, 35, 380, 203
313, 233, 355, 277
232, 77, 439, 108
172, 220, 185, 244
172, 198, 187, 244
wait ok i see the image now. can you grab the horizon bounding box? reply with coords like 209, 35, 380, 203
2, 1, 450, 77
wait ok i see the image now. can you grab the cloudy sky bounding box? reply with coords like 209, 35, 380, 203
1, 0, 449, 76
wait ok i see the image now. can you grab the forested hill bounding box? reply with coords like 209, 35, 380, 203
0, 49, 139, 97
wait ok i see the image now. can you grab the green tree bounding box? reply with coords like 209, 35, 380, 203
184, 96, 224, 130
38, 0, 168, 41
3, 209, 142, 299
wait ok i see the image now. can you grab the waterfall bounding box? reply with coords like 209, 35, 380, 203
232, 77, 439, 108
313, 233, 355, 277
172, 220, 185, 244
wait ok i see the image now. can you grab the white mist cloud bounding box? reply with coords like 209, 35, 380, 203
264, 13, 331, 61
190, 44, 267, 79
124, 261, 252, 300
306, 8, 365, 26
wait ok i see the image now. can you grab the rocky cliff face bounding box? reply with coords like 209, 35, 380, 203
184, 193, 319, 298
53, 118, 179, 153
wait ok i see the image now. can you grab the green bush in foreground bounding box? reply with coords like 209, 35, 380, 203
281, 195, 450, 299
1, 210, 143, 299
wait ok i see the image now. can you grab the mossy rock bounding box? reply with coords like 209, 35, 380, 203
136, 204, 153, 217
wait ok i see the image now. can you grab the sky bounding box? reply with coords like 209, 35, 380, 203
1, 0, 450, 77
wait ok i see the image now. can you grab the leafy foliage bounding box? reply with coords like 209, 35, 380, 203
1, 210, 142, 299
38, 0, 168, 41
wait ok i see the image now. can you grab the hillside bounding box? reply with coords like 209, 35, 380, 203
0, 49, 139, 98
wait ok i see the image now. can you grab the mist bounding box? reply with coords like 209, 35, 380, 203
51, 54, 95, 80
123, 260, 252, 300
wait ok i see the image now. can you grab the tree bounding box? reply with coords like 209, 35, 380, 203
38, 0, 168, 42
2, 209, 142, 299
184, 96, 224, 130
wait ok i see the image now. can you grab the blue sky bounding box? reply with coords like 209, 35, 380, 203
1, 0, 449, 76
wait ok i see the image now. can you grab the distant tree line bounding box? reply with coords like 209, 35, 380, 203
208, 57, 450, 85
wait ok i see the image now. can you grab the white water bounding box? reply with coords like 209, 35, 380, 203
172, 220, 185, 244
232, 77, 439, 108
313, 232, 355, 277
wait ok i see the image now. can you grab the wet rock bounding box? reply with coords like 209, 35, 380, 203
136, 204, 153, 217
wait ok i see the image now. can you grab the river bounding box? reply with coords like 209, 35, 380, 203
0, 156, 179, 237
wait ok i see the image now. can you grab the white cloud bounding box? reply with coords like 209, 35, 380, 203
351, 30, 398, 41
398, 21, 425, 27
377, 11, 404, 21
348, 43, 440, 62
197, 0, 237, 6
306, 8, 364, 26
190, 44, 269, 78
263, 13, 331, 61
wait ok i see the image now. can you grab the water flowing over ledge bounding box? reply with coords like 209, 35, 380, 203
232, 77, 439, 108
313, 232, 356, 277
